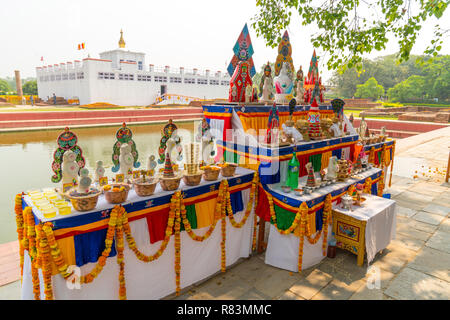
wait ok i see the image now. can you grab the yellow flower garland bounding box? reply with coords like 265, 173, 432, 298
378, 170, 385, 197
221, 193, 227, 273
14, 194, 25, 279
266, 191, 304, 235
36, 224, 53, 300
364, 177, 372, 194
174, 192, 182, 295
115, 207, 126, 300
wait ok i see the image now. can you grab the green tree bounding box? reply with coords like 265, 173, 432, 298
252, 0, 448, 72
355, 77, 385, 100
23, 80, 38, 95
330, 54, 429, 98
387, 75, 427, 102
0, 79, 11, 94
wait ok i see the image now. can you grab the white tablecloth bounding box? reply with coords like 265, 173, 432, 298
21, 189, 254, 300
333, 194, 396, 264
265, 224, 332, 272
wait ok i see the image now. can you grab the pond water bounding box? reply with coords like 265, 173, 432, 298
0, 122, 197, 244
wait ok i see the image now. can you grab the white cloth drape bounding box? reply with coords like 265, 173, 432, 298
332, 194, 396, 264
265, 224, 332, 272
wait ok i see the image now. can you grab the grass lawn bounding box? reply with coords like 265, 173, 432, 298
344, 109, 399, 120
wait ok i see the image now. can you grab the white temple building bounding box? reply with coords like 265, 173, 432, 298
36, 30, 230, 106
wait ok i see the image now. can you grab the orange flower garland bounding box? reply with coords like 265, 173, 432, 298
226, 174, 259, 229
298, 204, 307, 272
252, 180, 259, 251
115, 206, 126, 300
36, 224, 53, 300
123, 199, 175, 262
180, 183, 224, 242
364, 177, 372, 194
14, 194, 25, 279
174, 191, 182, 295
378, 170, 385, 197
220, 193, 227, 273
78, 206, 119, 284
321, 194, 332, 256
266, 191, 303, 235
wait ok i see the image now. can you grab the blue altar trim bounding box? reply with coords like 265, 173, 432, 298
363, 140, 394, 151
263, 169, 382, 209
230, 191, 244, 214
316, 208, 324, 231
203, 104, 333, 114
22, 171, 255, 231
219, 134, 359, 159
74, 228, 117, 267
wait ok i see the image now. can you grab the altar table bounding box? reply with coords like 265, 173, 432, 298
263, 167, 383, 272
332, 194, 396, 266
20, 167, 257, 300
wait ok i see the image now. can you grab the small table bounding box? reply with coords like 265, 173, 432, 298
332, 194, 396, 266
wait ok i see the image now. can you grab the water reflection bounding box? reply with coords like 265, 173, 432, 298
0, 122, 196, 244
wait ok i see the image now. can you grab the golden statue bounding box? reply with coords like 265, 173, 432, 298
119, 29, 126, 48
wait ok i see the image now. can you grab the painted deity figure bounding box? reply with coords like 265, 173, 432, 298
147, 155, 157, 176
119, 144, 134, 177
62, 150, 79, 187
245, 83, 253, 103
229, 61, 252, 103
320, 118, 333, 139
196, 118, 215, 164
94, 160, 105, 182
77, 168, 91, 194
296, 79, 305, 104
330, 117, 342, 137
265, 103, 280, 145
274, 62, 294, 94
326, 156, 338, 180
259, 62, 274, 102
262, 77, 274, 102
359, 114, 368, 138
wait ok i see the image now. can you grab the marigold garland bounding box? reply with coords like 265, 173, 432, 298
14, 194, 25, 279
378, 170, 385, 197
174, 191, 182, 295
115, 206, 126, 300
226, 174, 259, 228
266, 191, 303, 235
364, 177, 372, 194
220, 193, 227, 273
36, 224, 53, 300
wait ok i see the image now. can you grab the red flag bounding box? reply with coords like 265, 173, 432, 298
40, 56, 44, 61
78, 44, 81, 50
82, 43, 85, 49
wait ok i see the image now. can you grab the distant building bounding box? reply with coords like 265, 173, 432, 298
36, 30, 230, 106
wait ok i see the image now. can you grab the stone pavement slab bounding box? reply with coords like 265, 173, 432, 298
425, 230, 450, 254
311, 278, 365, 300
0, 280, 20, 300
390, 232, 425, 252
370, 245, 417, 274
407, 247, 450, 282
413, 211, 446, 226
288, 269, 332, 300
252, 265, 300, 299
397, 216, 438, 234
277, 290, 305, 300
396, 206, 417, 218
422, 203, 450, 217
394, 191, 435, 206
237, 288, 271, 300
384, 267, 450, 300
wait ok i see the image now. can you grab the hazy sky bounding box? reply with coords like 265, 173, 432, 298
1, 0, 449, 81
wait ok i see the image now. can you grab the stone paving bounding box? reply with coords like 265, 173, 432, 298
162, 174, 449, 301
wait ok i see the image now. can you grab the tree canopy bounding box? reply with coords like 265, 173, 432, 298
252, 0, 449, 72
355, 77, 385, 100
0, 79, 11, 94
23, 80, 38, 95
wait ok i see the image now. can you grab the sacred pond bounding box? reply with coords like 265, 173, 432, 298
0, 122, 196, 244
